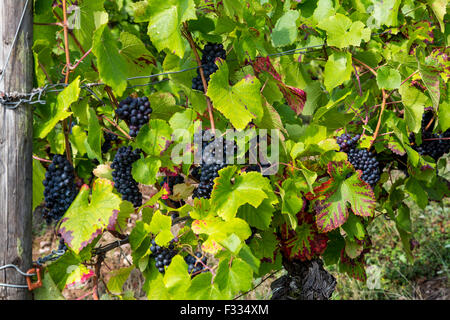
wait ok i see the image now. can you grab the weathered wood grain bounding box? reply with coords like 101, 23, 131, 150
0, 0, 33, 300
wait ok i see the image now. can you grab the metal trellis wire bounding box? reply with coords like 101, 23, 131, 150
1, 42, 328, 109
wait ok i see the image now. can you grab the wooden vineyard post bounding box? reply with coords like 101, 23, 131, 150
0, 0, 33, 300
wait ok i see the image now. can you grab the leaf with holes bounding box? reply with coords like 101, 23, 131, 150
306, 161, 376, 233
58, 178, 122, 254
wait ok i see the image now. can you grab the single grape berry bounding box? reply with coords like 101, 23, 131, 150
116, 96, 152, 137
42, 154, 78, 223
192, 43, 226, 91
111, 146, 143, 207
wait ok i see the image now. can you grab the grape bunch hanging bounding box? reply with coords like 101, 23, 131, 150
409, 111, 450, 161
42, 155, 78, 223
150, 238, 178, 274
101, 132, 118, 154
111, 146, 143, 207
184, 252, 208, 277
336, 133, 381, 186
193, 132, 235, 199
115, 96, 152, 137
192, 42, 226, 92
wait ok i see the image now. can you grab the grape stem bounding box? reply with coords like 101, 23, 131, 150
61, 0, 73, 165
352, 57, 386, 149
99, 115, 132, 140
182, 22, 216, 134
32, 155, 52, 163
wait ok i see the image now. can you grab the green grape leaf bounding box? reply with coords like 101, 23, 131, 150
191, 217, 251, 254
84, 108, 102, 162
370, 0, 401, 27
238, 244, 261, 273
207, 60, 263, 130
306, 161, 376, 233
132, 156, 161, 186
318, 13, 370, 48
271, 10, 299, 47
236, 194, 277, 230
214, 258, 253, 297
149, 210, 174, 246
146, 0, 196, 58
163, 255, 191, 299
427, 0, 448, 32
399, 84, 428, 133
35, 77, 79, 138
58, 179, 122, 254
376, 66, 402, 90
135, 119, 172, 157
92, 24, 128, 96
107, 200, 134, 234
72, 0, 107, 49
33, 271, 65, 300
323, 52, 353, 92
211, 166, 270, 221
405, 177, 428, 209
249, 231, 278, 259
119, 32, 156, 84
148, 92, 184, 121
106, 266, 134, 294
313, 0, 335, 22
32, 158, 46, 211
92, 163, 113, 180
185, 272, 225, 299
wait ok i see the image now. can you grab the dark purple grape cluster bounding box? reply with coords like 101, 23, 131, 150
192, 43, 226, 91
101, 132, 118, 154
336, 133, 361, 153
150, 238, 178, 274
116, 96, 152, 137
184, 252, 208, 277
111, 146, 142, 207
42, 155, 78, 223
337, 134, 381, 186
192, 133, 235, 199
409, 111, 450, 161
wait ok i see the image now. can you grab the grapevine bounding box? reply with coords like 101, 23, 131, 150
16, 0, 448, 302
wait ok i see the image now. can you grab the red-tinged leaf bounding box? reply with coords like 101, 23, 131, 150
339, 249, 367, 282
279, 211, 328, 261
65, 265, 94, 289
306, 161, 376, 233
252, 56, 307, 115
58, 179, 122, 254
387, 141, 406, 156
